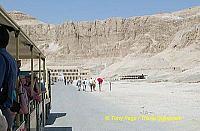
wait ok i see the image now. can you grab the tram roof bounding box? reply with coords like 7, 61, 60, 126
0, 6, 45, 60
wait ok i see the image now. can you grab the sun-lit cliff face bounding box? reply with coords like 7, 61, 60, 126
8, 7, 200, 82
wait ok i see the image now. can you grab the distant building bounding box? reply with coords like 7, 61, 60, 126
119, 74, 147, 80
48, 66, 90, 82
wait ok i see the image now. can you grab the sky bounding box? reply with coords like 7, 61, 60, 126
0, 0, 200, 24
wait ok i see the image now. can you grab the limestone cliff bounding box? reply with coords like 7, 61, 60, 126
8, 7, 200, 81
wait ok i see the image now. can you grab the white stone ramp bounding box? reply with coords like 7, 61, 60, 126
44, 81, 200, 131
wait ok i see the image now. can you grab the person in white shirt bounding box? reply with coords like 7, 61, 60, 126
89, 78, 93, 92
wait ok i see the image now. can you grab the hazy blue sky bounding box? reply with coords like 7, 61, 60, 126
0, 0, 200, 24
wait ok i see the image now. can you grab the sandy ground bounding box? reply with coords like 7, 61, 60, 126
45, 81, 200, 131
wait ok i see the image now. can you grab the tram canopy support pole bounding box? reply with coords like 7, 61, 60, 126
28, 45, 34, 131
30, 45, 34, 98
15, 30, 20, 127
43, 59, 46, 83
39, 54, 41, 93
36, 53, 42, 131
42, 58, 46, 127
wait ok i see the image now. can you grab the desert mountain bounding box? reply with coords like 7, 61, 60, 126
8, 6, 200, 82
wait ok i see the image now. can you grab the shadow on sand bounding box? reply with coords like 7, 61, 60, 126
46, 112, 67, 125
44, 127, 72, 131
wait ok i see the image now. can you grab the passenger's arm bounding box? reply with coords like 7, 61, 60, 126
0, 55, 6, 88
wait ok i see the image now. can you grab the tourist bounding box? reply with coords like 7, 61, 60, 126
64, 77, 67, 85
97, 78, 103, 92
17, 60, 21, 76
40, 79, 46, 93
82, 78, 87, 91
89, 78, 93, 92
33, 76, 41, 103
0, 26, 18, 131
76, 78, 82, 91
92, 79, 96, 91
24, 75, 32, 99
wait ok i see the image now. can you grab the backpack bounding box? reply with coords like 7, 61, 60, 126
33, 81, 41, 103
19, 84, 29, 114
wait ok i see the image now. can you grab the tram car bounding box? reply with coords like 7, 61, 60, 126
0, 6, 52, 131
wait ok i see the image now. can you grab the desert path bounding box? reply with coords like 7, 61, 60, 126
45, 81, 200, 131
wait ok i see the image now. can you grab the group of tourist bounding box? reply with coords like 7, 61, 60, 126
64, 77, 73, 85
76, 78, 103, 92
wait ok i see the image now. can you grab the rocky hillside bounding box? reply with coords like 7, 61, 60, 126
8, 7, 200, 82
